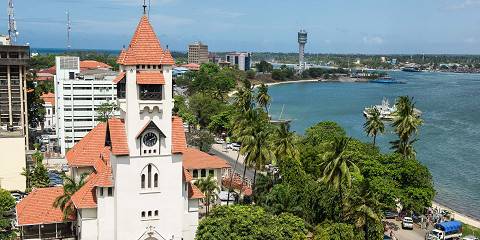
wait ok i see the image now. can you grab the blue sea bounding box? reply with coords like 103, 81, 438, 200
268, 71, 480, 219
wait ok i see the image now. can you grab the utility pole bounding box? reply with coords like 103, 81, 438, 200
7, 0, 18, 43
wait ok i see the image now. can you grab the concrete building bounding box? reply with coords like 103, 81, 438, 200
54, 56, 118, 156
225, 52, 251, 71
298, 29, 307, 71
0, 37, 29, 191
40, 92, 55, 130
188, 41, 208, 64
17, 14, 204, 240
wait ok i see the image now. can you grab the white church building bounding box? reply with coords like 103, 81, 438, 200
16, 12, 203, 240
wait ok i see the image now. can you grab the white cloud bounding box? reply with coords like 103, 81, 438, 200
363, 36, 384, 45
447, 0, 480, 10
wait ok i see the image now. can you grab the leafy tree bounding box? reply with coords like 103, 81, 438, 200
255, 60, 273, 73
0, 188, 16, 239
188, 130, 215, 152
363, 108, 385, 146
314, 221, 359, 240
272, 123, 299, 170
194, 175, 220, 215
96, 102, 117, 122
26, 74, 46, 128
207, 107, 235, 135
196, 205, 308, 240
53, 172, 89, 219
246, 69, 256, 79
22, 151, 50, 191
188, 93, 226, 128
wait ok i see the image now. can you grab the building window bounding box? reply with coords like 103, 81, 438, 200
141, 211, 146, 218
193, 170, 198, 178
201, 169, 206, 178
69, 72, 75, 80
141, 164, 159, 190
107, 187, 113, 196
154, 210, 158, 216
154, 173, 158, 187
209, 169, 214, 177
148, 164, 152, 188
139, 85, 162, 100
99, 187, 103, 197
148, 211, 152, 217
141, 174, 146, 188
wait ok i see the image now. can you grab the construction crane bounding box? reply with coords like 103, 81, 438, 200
7, 0, 18, 43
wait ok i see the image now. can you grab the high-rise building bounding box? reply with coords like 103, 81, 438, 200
298, 29, 307, 71
54, 56, 118, 155
188, 41, 208, 64
225, 52, 251, 71
0, 36, 29, 191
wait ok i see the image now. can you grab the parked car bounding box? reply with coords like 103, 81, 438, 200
462, 236, 479, 240
227, 143, 241, 151
384, 210, 398, 219
214, 137, 225, 144
402, 217, 414, 230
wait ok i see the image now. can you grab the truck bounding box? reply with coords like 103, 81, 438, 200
426, 220, 463, 240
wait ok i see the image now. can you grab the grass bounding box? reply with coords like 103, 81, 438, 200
463, 223, 480, 237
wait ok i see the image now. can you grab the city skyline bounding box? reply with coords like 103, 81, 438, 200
1, 0, 480, 54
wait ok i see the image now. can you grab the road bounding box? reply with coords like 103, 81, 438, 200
385, 219, 429, 240
209, 144, 256, 181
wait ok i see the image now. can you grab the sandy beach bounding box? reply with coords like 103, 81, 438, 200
432, 201, 480, 228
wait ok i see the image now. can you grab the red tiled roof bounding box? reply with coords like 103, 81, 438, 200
117, 16, 173, 66
80, 60, 111, 70
41, 92, 55, 106
36, 76, 53, 81
71, 173, 98, 209
39, 67, 56, 75
181, 63, 200, 71
112, 72, 126, 84
183, 167, 193, 182
16, 187, 75, 225
66, 123, 108, 167
183, 148, 230, 170
108, 118, 129, 155
188, 182, 204, 199
222, 176, 253, 196
172, 116, 187, 154
94, 147, 114, 187
161, 50, 175, 65
136, 71, 165, 85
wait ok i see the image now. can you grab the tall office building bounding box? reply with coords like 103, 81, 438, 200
54, 56, 118, 156
0, 35, 29, 191
188, 41, 208, 64
298, 29, 307, 71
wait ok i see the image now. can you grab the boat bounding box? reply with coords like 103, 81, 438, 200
369, 78, 406, 84
364, 98, 422, 121
401, 67, 421, 72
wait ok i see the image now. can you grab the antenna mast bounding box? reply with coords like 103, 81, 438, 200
7, 0, 18, 43
66, 11, 71, 50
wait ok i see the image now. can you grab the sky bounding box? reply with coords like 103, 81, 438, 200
2, 0, 480, 54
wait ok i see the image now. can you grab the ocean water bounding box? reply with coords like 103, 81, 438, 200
268, 71, 480, 219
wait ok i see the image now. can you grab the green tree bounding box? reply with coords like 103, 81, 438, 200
96, 102, 118, 122
188, 93, 225, 128
255, 60, 273, 73
26, 73, 46, 128
0, 188, 16, 239
188, 130, 215, 152
390, 96, 423, 159
256, 83, 271, 114
272, 123, 299, 170
363, 108, 385, 146
319, 137, 359, 190
53, 172, 89, 219
22, 151, 50, 191
194, 175, 220, 216
314, 221, 359, 240
196, 205, 308, 240
246, 69, 256, 79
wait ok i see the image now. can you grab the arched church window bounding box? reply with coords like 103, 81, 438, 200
154, 173, 158, 187
141, 174, 145, 188
148, 164, 152, 188
141, 164, 160, 190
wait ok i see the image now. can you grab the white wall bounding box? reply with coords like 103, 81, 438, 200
97, 187, 115, 240
0, 137, 26, 191
78, 208, 98, 240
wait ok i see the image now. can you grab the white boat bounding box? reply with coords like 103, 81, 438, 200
363, 98, 422, 121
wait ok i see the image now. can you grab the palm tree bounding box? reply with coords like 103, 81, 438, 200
391, 96, 423, 159
345, 182, 384, 240
53, 172, 89, 219
194, 175, 220, 216
363, 108, 385, 146
272, 123, 299, 168
256, 83, 271, 114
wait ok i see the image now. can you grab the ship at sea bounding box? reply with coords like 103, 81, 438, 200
402, 67, 422, 72
363, 98, 422, 121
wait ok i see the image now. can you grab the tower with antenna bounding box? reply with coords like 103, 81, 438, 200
298, 29, 308, 71
66, 11, 71, 50
7, 0, 18, 44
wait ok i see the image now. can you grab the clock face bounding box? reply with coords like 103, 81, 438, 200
143, 132, 158, 147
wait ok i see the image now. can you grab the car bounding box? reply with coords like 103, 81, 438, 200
214, 137, 225, 144
463, 236, 479, 240
384, 210, 398, 219
231, 143, 240, 151
402, 217, 414, 230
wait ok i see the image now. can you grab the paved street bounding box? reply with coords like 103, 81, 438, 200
210, 144, 256, 181
385, 219, 429, 240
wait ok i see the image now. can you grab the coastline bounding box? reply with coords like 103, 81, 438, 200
432, 201, 480, 228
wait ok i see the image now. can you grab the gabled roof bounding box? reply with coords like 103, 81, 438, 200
135, 120, 166, 139
183, 147, 230, 170
16, 187, 75, 226
188, 183, 204, 199
112, 72, 126, 84
137, 71, 165, 85
71, 174, 98, 209
183, 167, 193, 182
172, 116, 187, 154
66, 123, 108, 167
117, 16, 173, 66
80, 60, 112, 70
41, 92, 55, 106
108, 118, 129, 155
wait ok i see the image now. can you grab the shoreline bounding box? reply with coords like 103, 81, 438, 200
432, 201, 480, 228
